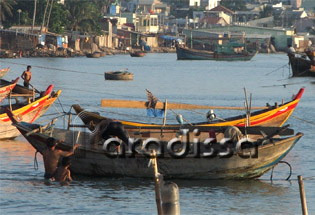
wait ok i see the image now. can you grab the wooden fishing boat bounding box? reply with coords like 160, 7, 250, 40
105, 71, 134, 81
86, 52, 101, 58
74, 88, 304, 129
0, 78, 19, 103
0, 78, 39, 96
176, 43, 257, 61
7, 109, 303, 179
0, 67, 10, 78
288, 49, 315, 77
0, 85, 62, 139
130, 51, 145, 57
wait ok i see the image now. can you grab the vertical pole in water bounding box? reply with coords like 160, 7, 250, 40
298, 175, 308, 215
151, 150, 163, 215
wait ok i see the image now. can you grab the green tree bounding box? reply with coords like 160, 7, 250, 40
0, 0, 17, 27
65, 0, 101, 33
94, 0, 113, 15
48, 2, 69, 33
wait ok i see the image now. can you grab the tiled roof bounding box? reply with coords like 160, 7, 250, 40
210, 5, 234, 14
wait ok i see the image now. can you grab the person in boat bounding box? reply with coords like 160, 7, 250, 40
43, 137, 79, 181
21, 65, 32, 88
54, 157, 72, 183
91, 119, 129, 149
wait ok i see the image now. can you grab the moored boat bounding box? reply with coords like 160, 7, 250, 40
0, 67, 10, 78
7, 110, 303, 179
176, 43, 257, 61
0, 78, 19, 103
105, 71, 134, 81
76, 88, 304, 129
130, 51, 145, 57
287, 48, 315, 77
86, 52, 101, 58
0, 85, 62, 139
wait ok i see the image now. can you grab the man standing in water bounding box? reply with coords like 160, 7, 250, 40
43, 137, 79, 181
21, 65, 32, 88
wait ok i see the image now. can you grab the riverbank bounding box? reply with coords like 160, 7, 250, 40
0, 46, 177, 58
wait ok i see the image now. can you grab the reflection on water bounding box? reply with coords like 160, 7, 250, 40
1, 53, 315, 214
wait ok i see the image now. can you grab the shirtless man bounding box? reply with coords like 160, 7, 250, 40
21, 65, 32, 88
54, 157, 72, 183
43, 137, 79, 180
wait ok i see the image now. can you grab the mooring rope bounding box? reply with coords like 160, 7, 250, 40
34, 151, 39, 170
291, 115, 315, 126
270, 161, 292, 181
265, 64, 289, 76
0, 60, 103, 76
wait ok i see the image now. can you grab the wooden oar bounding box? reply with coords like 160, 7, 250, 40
100, 99, 269, 110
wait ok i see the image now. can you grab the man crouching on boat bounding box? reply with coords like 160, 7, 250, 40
90, 119, 130, 149
43, 137, 79, 181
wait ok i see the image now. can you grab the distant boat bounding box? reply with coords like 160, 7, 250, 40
86, 52, 101, 58
130, 51, 145, 57
288, 49, 315, 77
176, 43, 257, 61
105, 70, 134, 81
0, 67, 10, 78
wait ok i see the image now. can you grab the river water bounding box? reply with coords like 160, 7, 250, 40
0, 53, 314, 214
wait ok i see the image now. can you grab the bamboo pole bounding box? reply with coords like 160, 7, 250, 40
298, 175, 308, 215
151, 150, 163, 215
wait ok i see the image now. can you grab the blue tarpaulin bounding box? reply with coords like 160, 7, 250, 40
147, 109, 165, 117
57, 36, 62, 48
160, 35, 182, 42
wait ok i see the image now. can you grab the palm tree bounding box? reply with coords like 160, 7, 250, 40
65, 0, 101, 32
0, 0, 17, 27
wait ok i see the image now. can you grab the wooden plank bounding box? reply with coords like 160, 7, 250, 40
101, 99, 269, 110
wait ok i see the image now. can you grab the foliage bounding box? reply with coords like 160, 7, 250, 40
49, 2, 69, 34
2, 0, 104, 34
65, 0, 101, 33
0, 0, 17, 27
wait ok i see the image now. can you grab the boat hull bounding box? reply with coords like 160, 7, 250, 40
130, 52, 145, 57
0, 67, 10, 78
105, 72, 134, 80
0, 78, 18, 103
0, 90, 61, 139
73, 88, 304, 129
176, 47, 257, 61
70, 134, 301, 179
11, 122, 303, 179
288, 53, 315, 77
